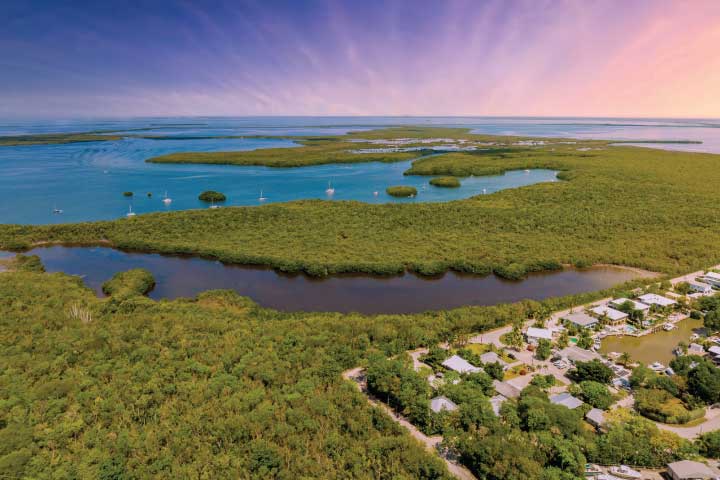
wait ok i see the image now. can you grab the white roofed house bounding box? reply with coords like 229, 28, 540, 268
562, 311, 598, 329
430, 395, 458, 413
637, 293, 677, 308
479, 351, 508, 368
609, 298, 650, 313
585, 408, 606, 429
701, 271, 720, 288
441, 355, 482, 374
667, 460, 719, 480
708, 346, 720, 365
590, 305, 628, 326
688, 280, 713, 294
525, 327, 553, 344
549, 392, 583, 410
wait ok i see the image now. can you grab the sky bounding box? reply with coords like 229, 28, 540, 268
2, 0, 720, 118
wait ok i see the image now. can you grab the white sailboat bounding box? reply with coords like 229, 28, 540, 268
126, 205, 136, 217
162, 191, 172, 204
209, 199, 220, 209
258, 190, 267, 202
325, 181, 335, 195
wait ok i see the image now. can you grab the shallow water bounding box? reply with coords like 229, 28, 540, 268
3, 117, 720, 225
11, 246, 645, 314
0, 134, 557, 225
600, 318, 705, 364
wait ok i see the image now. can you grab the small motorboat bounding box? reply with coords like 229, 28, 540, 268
373, 191, 379, 197
52, 206, 63, 214
649, 362, 665, 372
608, 465, 641, 479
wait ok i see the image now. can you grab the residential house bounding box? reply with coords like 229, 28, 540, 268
688, 280, 714, 294
526, 327, 553, 344
441, 355, 482, 374
430, 395, 458, 413
667, 460, 719, 480
563, 311, 598, 329
688, 343, 706, 356
493, 380, 521, 400
590, 305, 628, 326
638, 293, 677, 308
549, 392, 583, 410
701, 271, 720, 288
479, 351, 508, 368
585, 408, 606, 429
708, 346, 720, 365
560, 346, 602, 364
610, 298, 650, 313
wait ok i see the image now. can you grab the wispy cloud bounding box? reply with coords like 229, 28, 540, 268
1, 0, 719, 117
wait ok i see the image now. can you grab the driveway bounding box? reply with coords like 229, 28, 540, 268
656, 407, 720, 439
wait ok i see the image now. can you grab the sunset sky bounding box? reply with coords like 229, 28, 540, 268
3, 0, 720, 118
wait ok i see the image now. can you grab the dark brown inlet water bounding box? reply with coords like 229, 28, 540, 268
11, 246, 643, 314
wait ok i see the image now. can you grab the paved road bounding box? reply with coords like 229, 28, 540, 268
656, 407, 720, 439
342, 368, 477, 480
409, 348, 430, 372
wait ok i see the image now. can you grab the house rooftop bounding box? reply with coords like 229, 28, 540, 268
559, 346, 602, 363
667, 460, 718, 479
430, 395, 458, 413
708, 346, 720, 356
563, 311, 598, 328
705, 271, 720, 280
585, 408, 605, 426
479, 351, 507, 366
442, 355, 482, 374
550, 392, 583, 409
526, 327, 553, 340
610, 298, 650, 311
590, 305, 628, 322
493, 380, 521, 399
637, 293, 677, 307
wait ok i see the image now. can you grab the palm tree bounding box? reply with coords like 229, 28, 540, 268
619, 352, 632, 366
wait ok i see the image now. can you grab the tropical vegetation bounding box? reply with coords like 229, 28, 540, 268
386, 186, 417, 197
2, 128, 720, 279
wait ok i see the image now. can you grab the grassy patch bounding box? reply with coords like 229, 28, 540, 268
429, 176, 461, 188
386, 186, 417, 197
101, 268, 156, 297
0, 133, 121, 146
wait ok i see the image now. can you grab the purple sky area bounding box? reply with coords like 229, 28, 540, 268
2, 0, 720, 117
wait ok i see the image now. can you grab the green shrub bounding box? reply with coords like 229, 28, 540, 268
429, 176, 461, 188
198, 190, 227, 202
13, 254, 45, 273
101, 268, 155, 297
386, 186, 417, 198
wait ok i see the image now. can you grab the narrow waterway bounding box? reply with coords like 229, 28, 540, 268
600, 318, 706, 364
7, 246, 646, 314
